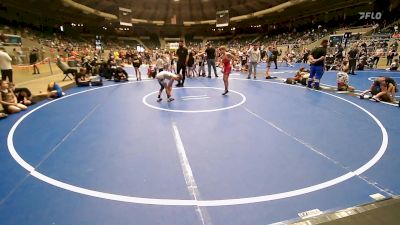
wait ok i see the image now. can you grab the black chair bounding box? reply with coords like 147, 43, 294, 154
56, 59, 78, 81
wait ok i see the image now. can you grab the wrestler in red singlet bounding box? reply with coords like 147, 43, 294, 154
222, 56, 231, 75
219, 46, 233, 95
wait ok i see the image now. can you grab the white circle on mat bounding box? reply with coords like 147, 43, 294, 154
7, 79, 388, 206
142, 87, 246, 113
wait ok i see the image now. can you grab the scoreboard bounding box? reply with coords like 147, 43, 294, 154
216, 10, 229, 27
119, 7, 132, 26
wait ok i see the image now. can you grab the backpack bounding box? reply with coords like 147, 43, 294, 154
90, 75, 103, 86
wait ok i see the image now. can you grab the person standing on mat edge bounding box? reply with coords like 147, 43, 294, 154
347, 44, 359, 75
307, 39, 328, 90
156, 71, 182, 102
247, 43, 261, 79
205, 43, 218, 78
271, 42, 279, 69
175, 40, 188, 87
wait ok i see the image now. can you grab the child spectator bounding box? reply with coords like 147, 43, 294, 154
0, 80, 27, 114
47, 82, 65, 99
337, 60, 355, 92
387, 59, 399, 71
9, 83, 32, 106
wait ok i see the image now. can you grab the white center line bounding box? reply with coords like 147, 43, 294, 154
172, 122, 212, 225
181, 95, 208, 99
182, 97, 211, 101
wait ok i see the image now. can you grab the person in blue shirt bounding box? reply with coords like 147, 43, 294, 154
47, 82, 65, 99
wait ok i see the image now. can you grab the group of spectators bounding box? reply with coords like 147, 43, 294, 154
325, 40, 399, 72
2, 21, 400, 119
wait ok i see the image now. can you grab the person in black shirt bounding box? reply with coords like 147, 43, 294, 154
205, 43, 218, 78
9, 83, 32, 106
75, 68, 91, 86
271, 46, 279, 69
175, 40, 188, 87
302, 49, 310, 64
114, 66, 128, 82
29, 48, 40, 75
347, 45, 359, 75
307, 39, 328, 90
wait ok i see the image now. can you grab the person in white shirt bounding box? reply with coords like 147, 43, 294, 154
156, 56, 164, 73
0, 47, 13, 82
337, 60, 355, 92
247, 44, 261, 79
155, 71, 182, 102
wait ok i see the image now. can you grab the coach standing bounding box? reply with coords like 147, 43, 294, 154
307, 39, 328, 90
0, 47, 13, 83
175, 40, 188, 87
205, 43, 218, 78
247, 43, 261, 79
347, 44, 359, 75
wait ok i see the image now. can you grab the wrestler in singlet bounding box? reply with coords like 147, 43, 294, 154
219, 46, 233, 95
222, 55, 232, 75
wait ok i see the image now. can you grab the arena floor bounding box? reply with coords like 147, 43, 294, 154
0, 64, 399, 225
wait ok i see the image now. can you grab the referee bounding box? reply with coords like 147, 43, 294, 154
175, 40, 188, 87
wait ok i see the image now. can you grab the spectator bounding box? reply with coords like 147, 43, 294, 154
187, 51, 195, 78
360, 76, 397, 102
30, 48, 40, 74
205, 43, 218, 78
372, 77, 398, 102
197, 54, 206, 77
337, 60, 355, 92
9, 83, 33, 106
387, 59, 399, 71
114, 66, 128, 82
132, 53, 142, 81
47, 82, 65, 99
294, 67, 310, 85
347, 45, 358, 75
0, 80, 27, 114
156, 55, 164, 73
0, 47, 13, 82
271, 43, 279, 69
247, 44, 261, 79
386, 48, 397, 66
175, 40, 189, 86
75, 68, 91, 86
12, 48, 22, 65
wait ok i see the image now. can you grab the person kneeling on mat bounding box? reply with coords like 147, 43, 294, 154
114, 66, 128, 82
0, 80, 27, 114
286, 67, 310, 85
9, 83, 33, 106
47, 82, 65, 99
75, 68, 91, 87
360, 76, 398, 102
337, 60, 355, 92
156, 71, 182, 102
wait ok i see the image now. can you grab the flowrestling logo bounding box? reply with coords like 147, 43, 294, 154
359, 12, 382, 20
